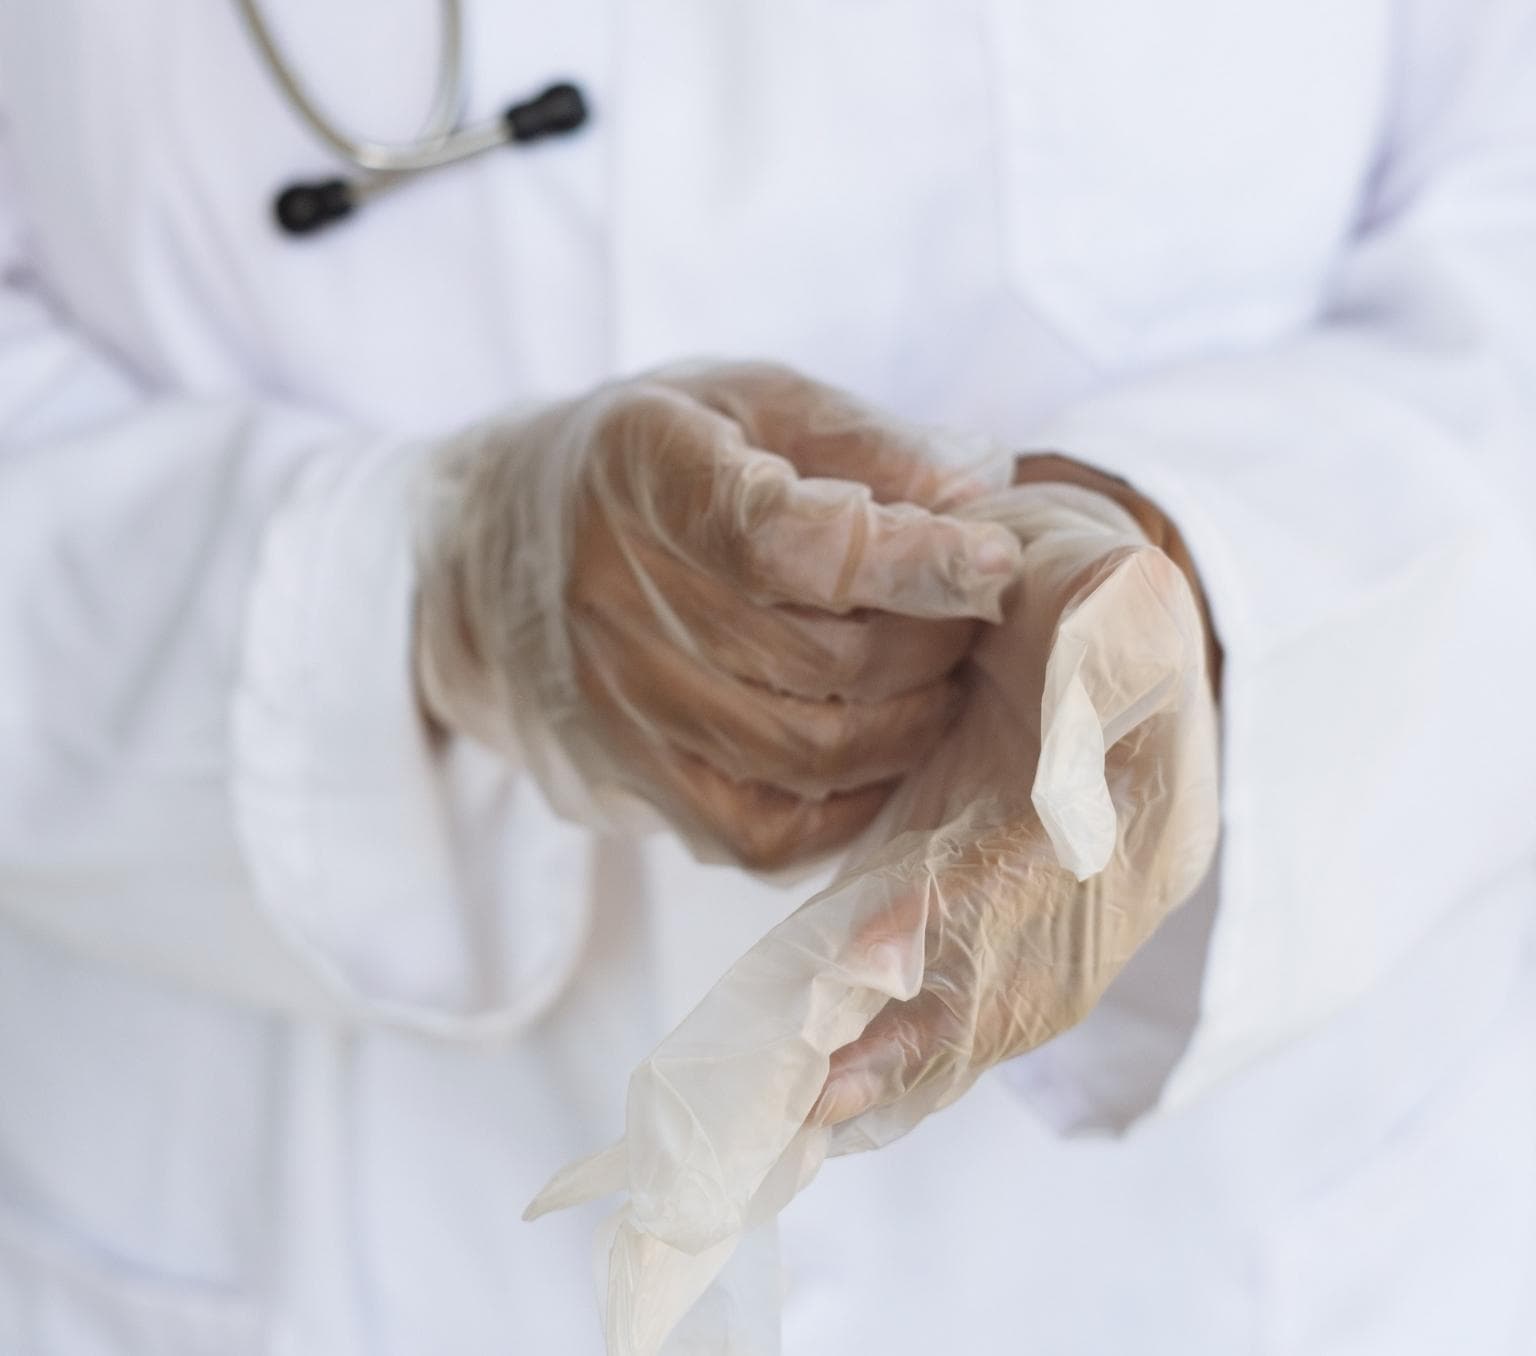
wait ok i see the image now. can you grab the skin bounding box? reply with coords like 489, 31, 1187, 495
417, 364, 1024, 869
807, 474, 1222, 1134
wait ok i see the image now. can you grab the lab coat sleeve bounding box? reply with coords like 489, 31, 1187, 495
0, 132, 591, 1034
1006, 0, 1536, 1127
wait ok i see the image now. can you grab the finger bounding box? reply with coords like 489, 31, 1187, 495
658, 363, 990, 508
731, 485, 1022, 622
812, 989, 957, 1127
589, 533, 980, 700
656, 751, 893, 870
565, 619, 896, 864
574, 603, 963, 798
586, 386, 1022, 619
718, 606, 979, 702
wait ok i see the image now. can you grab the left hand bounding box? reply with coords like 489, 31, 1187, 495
414, 363, 1022, 868
811, 478, 1220, 1143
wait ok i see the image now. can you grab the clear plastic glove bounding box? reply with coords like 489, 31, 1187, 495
812, 480, 1220, 1140
414, 363, 1023, 867
525, 481, 1220, 1355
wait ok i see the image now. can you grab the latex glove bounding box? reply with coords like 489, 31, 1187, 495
812, 479, 1220, 1139
414, 363, 1022, 866
525, 481, 1219, 1356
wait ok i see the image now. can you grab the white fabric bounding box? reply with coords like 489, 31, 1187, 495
0, 1, 1533, 1353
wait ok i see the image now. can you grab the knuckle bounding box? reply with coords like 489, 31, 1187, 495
587, 386, 695, 489
592, 382, 676, 439
793, 701, 862, 777
696, 360, 806, 411
820, 650, 868, 701
810, 624, 875, 697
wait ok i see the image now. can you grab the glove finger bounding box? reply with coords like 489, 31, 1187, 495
811, 817, 1085, 1132
587, 387, 1021, 619
811, 988, 959, 1128
1031, 545, 1213, 877
656, 362, 993, 508
565, 626, 896, 866
732, 485, 1021, 620
574, 605, 963, 799
686, 601, 979, 703
653, 751, 894, 870
582, 532, 980, 700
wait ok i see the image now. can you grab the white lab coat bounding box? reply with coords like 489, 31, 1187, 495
1, 1, 1534, 1352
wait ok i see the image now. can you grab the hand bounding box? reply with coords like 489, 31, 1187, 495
520, 480, 1221, 1354
811, 480, 1220, 1140
413, 363, 1023, 867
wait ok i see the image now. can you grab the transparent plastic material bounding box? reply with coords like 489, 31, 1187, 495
526, 482, 1221, 1354
414, 363, 1024, 868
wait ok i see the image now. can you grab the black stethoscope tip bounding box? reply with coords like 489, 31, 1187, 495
505, 82, 589, 143
268, 82, 590, 237
274, 178, 356, 236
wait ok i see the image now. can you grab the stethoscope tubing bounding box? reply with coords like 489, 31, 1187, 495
235, 0, 507, 174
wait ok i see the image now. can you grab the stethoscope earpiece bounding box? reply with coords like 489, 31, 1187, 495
504, 82, 588, 143
240, 0, 590, 239
274, 178, 355, 236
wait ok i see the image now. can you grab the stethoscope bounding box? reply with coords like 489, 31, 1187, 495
235, 0, 589, 237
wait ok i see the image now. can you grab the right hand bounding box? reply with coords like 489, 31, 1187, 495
414, 363, 1023, 867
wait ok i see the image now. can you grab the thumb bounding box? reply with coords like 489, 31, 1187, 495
1031, 630, 1118, 879
1031, 546, 1199, 878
